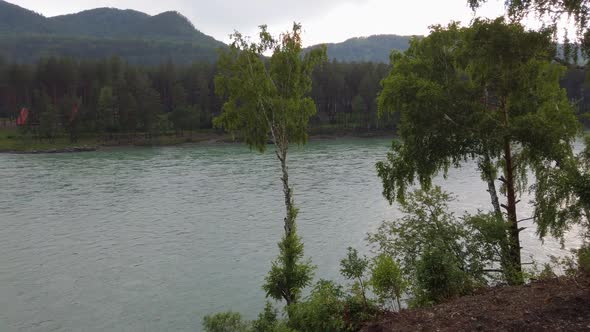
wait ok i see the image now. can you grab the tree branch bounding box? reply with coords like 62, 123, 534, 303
518, 217, 535, 223
483, 269, 504, 273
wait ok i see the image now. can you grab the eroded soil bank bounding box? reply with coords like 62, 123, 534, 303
364, 275, 590, 332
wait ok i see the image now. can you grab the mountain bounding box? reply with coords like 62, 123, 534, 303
0, 1, 225, 64
0, 0, 52, 34
307, 35, 415, 63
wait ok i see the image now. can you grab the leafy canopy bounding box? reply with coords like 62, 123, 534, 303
214, 23, 327, 152
469, 0, 590, 63
377, 18, 580, 238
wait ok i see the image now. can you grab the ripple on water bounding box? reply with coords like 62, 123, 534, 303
0, 138, 584, 331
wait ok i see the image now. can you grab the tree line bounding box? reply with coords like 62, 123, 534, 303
0, 56, 403, 142
1, 56, 589, 143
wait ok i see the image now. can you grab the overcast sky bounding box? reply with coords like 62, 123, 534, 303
8, 0, 509, 45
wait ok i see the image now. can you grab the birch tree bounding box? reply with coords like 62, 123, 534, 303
214, 23, 327, 305
377, 18, 580, 284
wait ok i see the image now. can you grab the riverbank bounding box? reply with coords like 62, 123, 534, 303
0, 128, 394, 153
363, 275, 590, 332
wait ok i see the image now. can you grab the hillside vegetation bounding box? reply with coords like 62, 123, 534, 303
306, 35, 413, 63
0, 1, 224, 64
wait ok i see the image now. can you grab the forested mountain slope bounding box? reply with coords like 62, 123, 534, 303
0, 1, 225, 64
306, 35, 414, 63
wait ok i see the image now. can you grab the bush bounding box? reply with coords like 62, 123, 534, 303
368, 187, 498, 307
340, 247, 370, 308
370, 254, 406, 310
252, 302, 295, 332
287, 280, 347, 332
343, 292, 380, 331
202, 312, 250, 332
412, 247, 473, 307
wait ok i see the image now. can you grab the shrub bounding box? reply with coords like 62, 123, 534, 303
202, 312, 250, 332
368, 187, 499, 307
343, 291, 380, 331
370, 254, 407, 310
252, 302, 278, 332
412, 247, 473, 307
287, 280, 347, 332
252, 302, 295, 332
340, 247, 370, 308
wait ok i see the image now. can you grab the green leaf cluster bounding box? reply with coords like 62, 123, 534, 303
377, 18, 581, 240
263, 218, 315, 305
214, 23, 327, 152
368, 187, 507, 305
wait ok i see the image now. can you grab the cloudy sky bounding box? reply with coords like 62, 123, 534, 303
8, 0, 508, 45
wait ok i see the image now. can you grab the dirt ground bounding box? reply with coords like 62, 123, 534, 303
363, 275, 590, 332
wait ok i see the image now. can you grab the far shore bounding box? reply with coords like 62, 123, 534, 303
0, 129, 395, 154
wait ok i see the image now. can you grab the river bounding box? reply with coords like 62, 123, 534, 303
0, 138, 583, 331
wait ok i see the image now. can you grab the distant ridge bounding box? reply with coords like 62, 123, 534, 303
306, 34, 415, 63
0, 0, 226, 64
0, 1, 416, 65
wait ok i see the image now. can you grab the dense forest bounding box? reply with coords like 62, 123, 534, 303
1, 55, 589, 143
0, 1, 224, 64
0, 56, 401, 141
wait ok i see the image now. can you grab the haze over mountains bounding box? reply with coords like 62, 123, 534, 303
0, 0, 411, 64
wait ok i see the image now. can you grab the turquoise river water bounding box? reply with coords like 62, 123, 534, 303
0, 138, 583, 331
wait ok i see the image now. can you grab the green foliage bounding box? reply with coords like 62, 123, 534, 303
412, 247, 473, 307
287, 280, 347, 332
251, 302, 295, 332
216, 24, 325, 307
0, 55, 584, 146
39, 103, 58, 139
263, 219, 315, 305
0, 56, 222, 144
377, 19, 575, 204
340, 247, 370, 309
32, 90, 58, 139
202, 312, 250, 332
464, 212, 517, 282
377, 18, 581, 285
370, 254, 406, 310
342, 292, 379, 331
97, 86, 117, 132
534, 135, 590, 241
340, 248, 368, 278
171, 105, 201, 133
214, 23, 326, 152
368, 187, 504, 306
286, 278, 378, 332
469, 0, 590, 51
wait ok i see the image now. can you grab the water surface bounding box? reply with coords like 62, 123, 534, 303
0, 138, 583, 331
